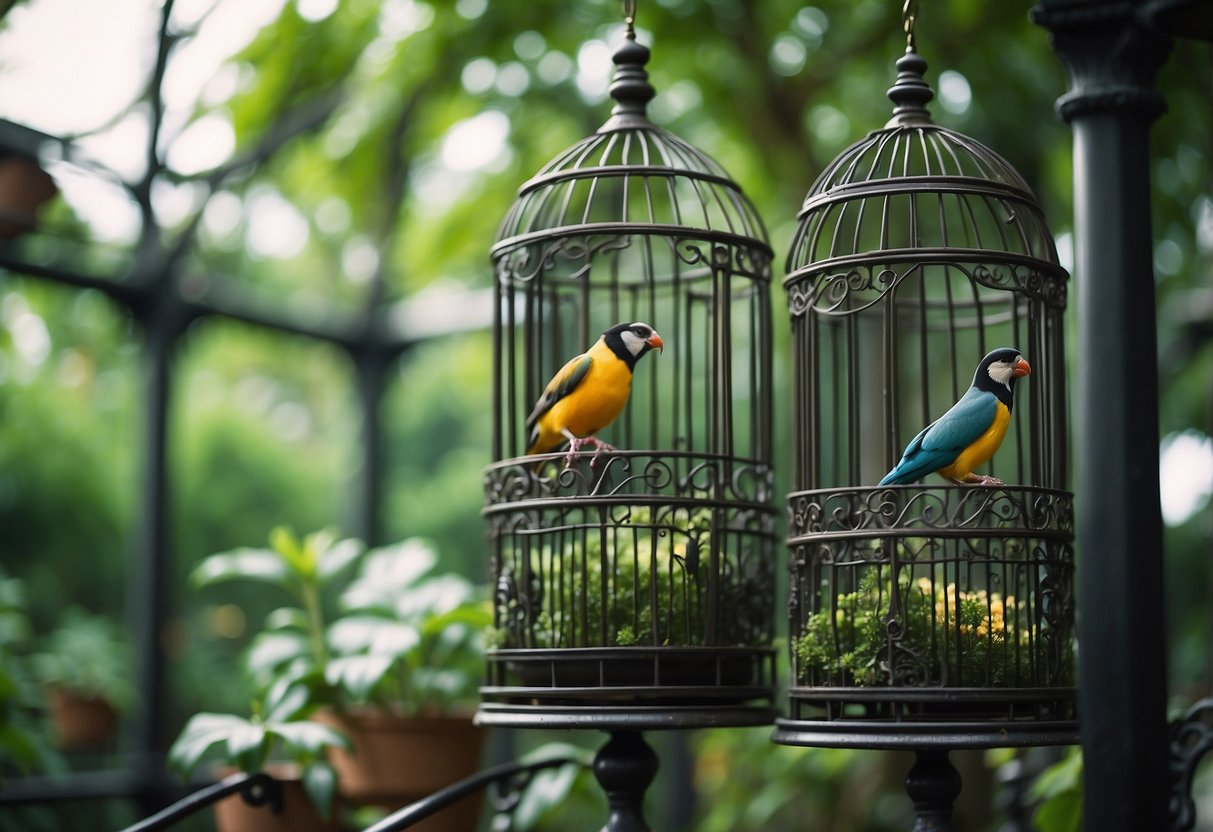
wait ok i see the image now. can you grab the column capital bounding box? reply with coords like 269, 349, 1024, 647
1031, 1, 1172, 122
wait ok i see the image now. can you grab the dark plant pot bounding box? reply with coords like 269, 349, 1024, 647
313, 709, 487, 831
212, 766, 342, 832
48, 687, 117, 749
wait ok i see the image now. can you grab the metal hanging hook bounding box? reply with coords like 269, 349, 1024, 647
902, 0, 918, 52
621, 0, 637, 37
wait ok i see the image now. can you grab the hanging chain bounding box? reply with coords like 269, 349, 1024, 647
621, 0, 637, 36
902, 0, 918, 52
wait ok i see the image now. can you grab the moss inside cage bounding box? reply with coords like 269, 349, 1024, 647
488, 506, 767, 650
793, 569, 1074, 689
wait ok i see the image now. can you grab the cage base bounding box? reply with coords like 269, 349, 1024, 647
476, 701, 776, 730
772, 716, 1078, 750
776, 685, 1078, 749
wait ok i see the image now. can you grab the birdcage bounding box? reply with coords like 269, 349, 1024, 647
479, 26, 776, 728
773, 48, 1077, 748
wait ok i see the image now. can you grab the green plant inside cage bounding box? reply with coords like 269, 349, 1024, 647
489, 507, 766, 650
794, 568, 1073, 688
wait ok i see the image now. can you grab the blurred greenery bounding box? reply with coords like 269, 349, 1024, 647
0, 0, 1209, 829
30, 608, 136, 710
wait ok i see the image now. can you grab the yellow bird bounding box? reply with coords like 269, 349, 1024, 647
525, 321, 664, 465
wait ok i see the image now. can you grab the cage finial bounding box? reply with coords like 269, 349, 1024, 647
885, 0, 934, 130
601, 0, 655, 131
886, 50, 934, 126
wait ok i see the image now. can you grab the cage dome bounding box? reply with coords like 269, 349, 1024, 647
775, 50, 1077, 749
497, 129, 765, 254
481, 31, 776, 729
787, 51, 1066, 325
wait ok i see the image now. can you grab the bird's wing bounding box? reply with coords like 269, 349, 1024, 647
880, 388, 999, 484
525, 352, 594, 433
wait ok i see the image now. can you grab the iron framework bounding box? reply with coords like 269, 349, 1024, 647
479, 28, 776, 729
774, 48, 1078, 750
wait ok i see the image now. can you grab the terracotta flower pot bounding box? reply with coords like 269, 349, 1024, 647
314, 709, 487, 831
0, 154, 57, 239
48, 687, 117, 749
212, 766, 343, 832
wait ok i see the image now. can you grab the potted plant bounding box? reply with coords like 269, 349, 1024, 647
0, 568, 61, 777
168, 697, 350, 832
190, 527, 491, 825
31, 607, 135, 750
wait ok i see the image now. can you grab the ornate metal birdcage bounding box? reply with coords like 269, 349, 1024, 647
773, 45, 1077, 749
479, 20, 776, 728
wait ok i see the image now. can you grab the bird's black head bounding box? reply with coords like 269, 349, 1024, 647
973, 347, 1031, 406
602, 321, 663, 369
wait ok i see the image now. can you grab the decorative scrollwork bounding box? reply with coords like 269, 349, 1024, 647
1169, 698, 1213, 832
787, 258, 1069, 319
786, 486, 1075, 541
496, 234, 636, 285
485, 452, 773, 508
962, 262, 1068, 307
791, 263, 915, 317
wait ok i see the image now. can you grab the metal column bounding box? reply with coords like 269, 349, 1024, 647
1032, 2, 1173, 828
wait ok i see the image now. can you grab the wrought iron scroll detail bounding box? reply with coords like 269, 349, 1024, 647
785, 261, 1067, 319
1169, 698, 1213, 832
787, 486, 1074, 541
486, 452, 774, 509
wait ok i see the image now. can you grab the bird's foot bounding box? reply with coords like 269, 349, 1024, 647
562, 436, 616, 469
587, 437, 615, 469
958, 473, 1004, 486
563, 437, 590, 469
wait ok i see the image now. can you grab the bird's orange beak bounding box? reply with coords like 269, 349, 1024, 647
647, 332, 664, 353
1013, 358, 1031, 377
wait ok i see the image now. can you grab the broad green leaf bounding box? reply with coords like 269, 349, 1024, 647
510, 745, 592, 831
191, 549, 291, 590
273, 720, 349, 755
302, 760, 339, 819
411, 667, 466, 698
1033, 792, 1082, 832
272, 526, 317, 580
394, 574, 474, 621
324, 654, 395, 701
369, 622, 421, 657
264, 606, 310, 632
1029, 748, 1083, 800
1030, 749, 1083, 832
263, 678, 311, 724
317, 536, 365, 581
326, 615, 385, 653
419, 603, 492, 640
168, 713, 250, 777
225, 720, 268, 772
341, 538, 437, 611
246, 631, 312, 677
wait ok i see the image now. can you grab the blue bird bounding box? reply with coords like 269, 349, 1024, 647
879, 348, 1032, 486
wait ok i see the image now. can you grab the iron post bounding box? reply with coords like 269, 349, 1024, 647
1031, 2, 1172, 828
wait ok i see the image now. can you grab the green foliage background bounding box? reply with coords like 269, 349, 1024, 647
0, 0, 1210, 829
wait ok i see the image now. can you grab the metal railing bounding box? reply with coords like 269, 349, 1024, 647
116, 755, 585, 832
